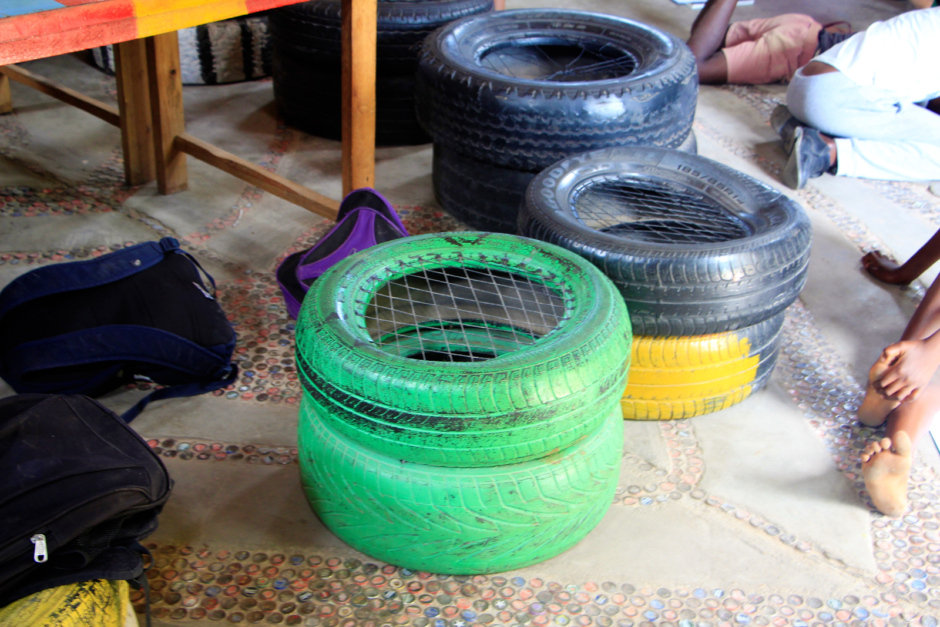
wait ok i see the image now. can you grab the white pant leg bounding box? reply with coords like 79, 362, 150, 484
788, 69, 940, 142
789, 68, 940, 181
836, 137, 940, 181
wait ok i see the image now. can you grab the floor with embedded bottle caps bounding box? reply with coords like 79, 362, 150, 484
3, 0, 940, 625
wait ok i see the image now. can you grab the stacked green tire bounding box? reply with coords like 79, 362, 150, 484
295, 232, 632, 574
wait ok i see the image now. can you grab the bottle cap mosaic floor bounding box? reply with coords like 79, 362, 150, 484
2, 1, 940, 623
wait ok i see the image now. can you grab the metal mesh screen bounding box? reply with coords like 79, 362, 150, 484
570, 176, 752, 244
359, 259, 571, 361
478, 42, 637, 82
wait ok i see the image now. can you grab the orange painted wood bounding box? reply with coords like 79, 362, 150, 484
341, 0, 376, 195
115, 38, 155, 185
135, 0, 248, 39
146, 31, 188, 194
176, 132, 340, 220
0, 64, 120, 125
0, 0, 312, 66
0, 73, 11, 115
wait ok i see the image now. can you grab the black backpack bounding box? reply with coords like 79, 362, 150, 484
0, 238, 238, 422
0, 394, 171, 610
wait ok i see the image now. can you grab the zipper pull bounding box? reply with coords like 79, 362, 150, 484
31, 534, 48, 563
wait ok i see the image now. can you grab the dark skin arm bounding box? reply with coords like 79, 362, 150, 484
687, 0, 738, 84
863, 227, 940, 285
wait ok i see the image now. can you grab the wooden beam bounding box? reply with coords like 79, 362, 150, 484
176, 132, 340, 220
341, 0, 376, 195
145, 31, 188, 194
0, 64, 119, 126
0, 73, 11, 115
114, 39, 156, 186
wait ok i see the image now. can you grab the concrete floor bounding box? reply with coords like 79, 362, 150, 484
3, 0, 940, 625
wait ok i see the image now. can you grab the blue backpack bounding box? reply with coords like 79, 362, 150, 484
0, 238, 238, 422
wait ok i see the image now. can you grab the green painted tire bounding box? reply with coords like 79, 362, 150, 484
295, 232, 631, 467
299, 394, 624, 574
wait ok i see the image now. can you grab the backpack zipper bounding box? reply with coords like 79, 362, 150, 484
31, 534, 48, 563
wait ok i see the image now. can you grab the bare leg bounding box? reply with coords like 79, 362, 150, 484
859, 267, 940, 516
861, 385, 939, 517
862, 227, 940, 286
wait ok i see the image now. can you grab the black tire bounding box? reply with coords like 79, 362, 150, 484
273, 58, 430, 145
269, 0, 493, 75
432, 133, 697, 234
432, 145, 529, 233
294, 232, 632, 467
519, 147, 812, 336
678, 128, 697, 154
416, 9, 697, 171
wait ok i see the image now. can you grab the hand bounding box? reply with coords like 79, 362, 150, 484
861, 251, 915, 285
874, 338, 940, 402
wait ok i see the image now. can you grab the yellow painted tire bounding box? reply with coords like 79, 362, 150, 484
0, 579, 130, 627
622, 312, 784, 420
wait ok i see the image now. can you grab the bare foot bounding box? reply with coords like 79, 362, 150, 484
861, 431, 912, 517
861, 251, 915, 285
858, 355, 901, 427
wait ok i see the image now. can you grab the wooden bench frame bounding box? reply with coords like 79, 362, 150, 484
0, 0, 380, 222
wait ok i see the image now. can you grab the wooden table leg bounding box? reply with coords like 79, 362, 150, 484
114, 39, 155, 186
341, 0, 376, 195
145, 31, 188, 194
0, 73, 12, 115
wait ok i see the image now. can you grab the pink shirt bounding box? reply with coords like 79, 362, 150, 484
723, 14, 823, 84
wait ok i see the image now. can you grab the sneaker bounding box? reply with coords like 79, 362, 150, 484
771, 104, 801, 152
782, 126, 832, 190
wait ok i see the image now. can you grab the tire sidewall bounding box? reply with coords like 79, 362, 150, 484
299, 396, 623, 574
524, 147, 804, 256
436, 10, 688, 92
294, 232, 632, 466
416, 10, 698, 169
518, 147, 812, 335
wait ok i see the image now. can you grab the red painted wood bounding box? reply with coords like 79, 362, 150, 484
0, 18, 137, 65
245, 0, 295, 13
0, 0, 136, 46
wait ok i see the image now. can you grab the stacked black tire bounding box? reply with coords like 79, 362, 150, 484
269, 0, 492, 145
417, 9, 698, 233
519, 147, 813, 419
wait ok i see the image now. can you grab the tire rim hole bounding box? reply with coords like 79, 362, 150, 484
360, 262, 570, 361
572, 177, 753, 243
408, 349, 501, 362
478, 40, 637, 82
